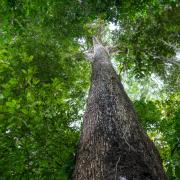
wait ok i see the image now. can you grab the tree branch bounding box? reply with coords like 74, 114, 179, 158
106, 46, 128, 55
84, 51, 94, 62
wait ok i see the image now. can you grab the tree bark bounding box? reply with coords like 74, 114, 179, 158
73, 38, 167, 180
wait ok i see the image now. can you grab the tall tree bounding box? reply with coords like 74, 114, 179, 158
73, 37, 167, 179
1, 0, 179, 179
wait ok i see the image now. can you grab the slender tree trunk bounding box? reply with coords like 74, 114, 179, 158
73, 38, 167, 180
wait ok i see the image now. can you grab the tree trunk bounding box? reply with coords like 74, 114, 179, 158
73, 38, 167, 180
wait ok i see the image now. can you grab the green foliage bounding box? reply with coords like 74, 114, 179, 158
134, 100, 161, 130
0, 1, 90, 177
133, 94, 180, 180
113, 0, 180, 79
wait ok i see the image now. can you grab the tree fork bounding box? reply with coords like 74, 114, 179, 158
73, 37, 167, 180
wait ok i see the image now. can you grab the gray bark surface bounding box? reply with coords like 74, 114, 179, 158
73, 38, 167, 180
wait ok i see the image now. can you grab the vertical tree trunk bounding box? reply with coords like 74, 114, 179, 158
73, 38, 167, 180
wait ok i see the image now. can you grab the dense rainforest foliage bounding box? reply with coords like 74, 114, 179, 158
0, 0, 179, 179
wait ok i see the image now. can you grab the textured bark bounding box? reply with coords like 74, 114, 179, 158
73, 39, 167, 180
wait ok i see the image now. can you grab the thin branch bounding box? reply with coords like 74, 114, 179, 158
161, 39, 178, 50
84, 52, 94, 62
153, 55, 180, 67
106, 46, 128, 55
